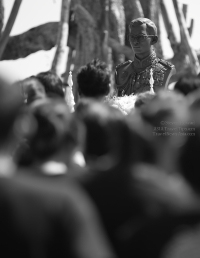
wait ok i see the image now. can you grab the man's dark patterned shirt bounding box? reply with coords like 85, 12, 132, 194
115, 51, 176, 96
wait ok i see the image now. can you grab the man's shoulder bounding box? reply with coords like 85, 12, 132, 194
157, 58, 175, 71
115, 60, 132, 71
155, 59, 176, 88
115, 60, 133, 86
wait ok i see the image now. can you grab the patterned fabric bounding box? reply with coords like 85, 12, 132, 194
115, 52, 175, 96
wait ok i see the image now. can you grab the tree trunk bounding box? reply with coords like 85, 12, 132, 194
151, 0, 163, 58
63, 47, 74, 80
0, 0, 22, 60
160, 0, 179, 55
102, 0, 110, 64
74, 4, 100, 65
123, 0, 144, 25
173, 0, 200, 74
51, 0, 71, 76
69, 4, 101, 101
0, 0, 4, 36
109, 0, 125, 66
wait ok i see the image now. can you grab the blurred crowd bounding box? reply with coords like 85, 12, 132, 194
1, 59, 200, 258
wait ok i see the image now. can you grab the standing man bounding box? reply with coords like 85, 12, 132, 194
115, 18, 176, 96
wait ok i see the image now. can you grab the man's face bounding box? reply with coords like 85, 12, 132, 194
129, 23, 153, 55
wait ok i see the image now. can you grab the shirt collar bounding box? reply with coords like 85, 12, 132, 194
133, 51, 157, 70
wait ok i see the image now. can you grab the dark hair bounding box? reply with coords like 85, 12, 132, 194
36, 71, 65, 98
28, 99, 83, 161
140, 90, 187, 128
129, 18, 157, 36
75, 98, 140, 167
127, 111, 155, 164
20, 77, 46, 104
174, 74, 200, 96
77, 59, 110, 98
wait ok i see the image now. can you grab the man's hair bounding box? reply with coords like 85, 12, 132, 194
28, 99, 83, 161
140, 90, 187, 130
75, 98, 134, 166
21, 77, 46, 104
36, 71, 65, 98
174, 74, 200, 96
129, 18, 157, 36
77, 59, 110, 98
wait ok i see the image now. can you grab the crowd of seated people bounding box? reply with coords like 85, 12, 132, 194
1, 59, 200, 258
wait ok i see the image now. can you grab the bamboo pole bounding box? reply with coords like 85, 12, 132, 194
63, 47, 74, 82
51, 0, 71, 76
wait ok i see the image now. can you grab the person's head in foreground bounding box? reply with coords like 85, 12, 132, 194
77, 59, 110, 99
36, 71, 65, 99
20, 98, 85, 174
76, 98, 153, 171
174, 73, 200, 96
0, 82, 116, 258
76, 98, 136, 169
77, 99, 200, 258
21, 71, 65, 104
139, 90, 189, 173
